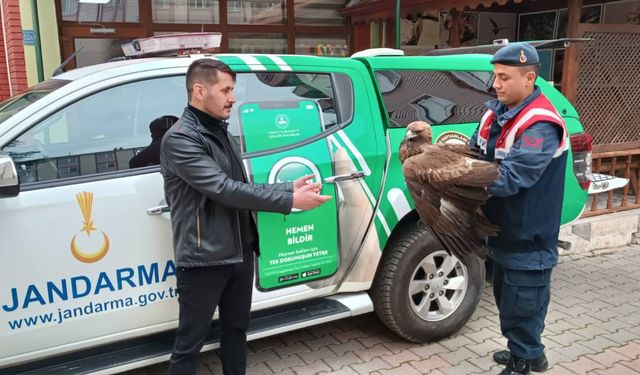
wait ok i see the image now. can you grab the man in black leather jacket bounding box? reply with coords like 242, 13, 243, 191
160, 59, 330, 375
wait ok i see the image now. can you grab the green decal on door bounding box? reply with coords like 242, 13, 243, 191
240, 100, 339, 290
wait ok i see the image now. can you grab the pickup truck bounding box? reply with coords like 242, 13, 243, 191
0, 41, 599, 373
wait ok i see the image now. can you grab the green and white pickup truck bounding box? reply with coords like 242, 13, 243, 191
0, 38, 608, 373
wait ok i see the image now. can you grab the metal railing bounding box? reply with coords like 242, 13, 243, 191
583, 149, 640, 217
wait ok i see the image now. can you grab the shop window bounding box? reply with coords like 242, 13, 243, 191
62, 0, 139, 23
295, 35, 348, 56
62, 0, 78, 16
294, 0, 346, 26
74, 38, 130, 68
154, 0, 171, 9
376, 70, 496, 127
152, 0, 220, 24
228, 33, 287, 53
105, 0, 125, 8
228, 1, 241, 13
227, 0, 286, 25
188, 0, 215, 8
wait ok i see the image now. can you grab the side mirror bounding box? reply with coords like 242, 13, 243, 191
0, 153, 19, 198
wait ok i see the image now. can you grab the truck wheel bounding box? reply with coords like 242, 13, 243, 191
371, 224, 484, 343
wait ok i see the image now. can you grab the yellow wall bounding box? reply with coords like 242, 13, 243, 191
19, 0, 61, 86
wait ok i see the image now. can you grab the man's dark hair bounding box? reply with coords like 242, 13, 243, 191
518, 63, 541, 78
150, 115, 179, 141
186, 59, 236, 101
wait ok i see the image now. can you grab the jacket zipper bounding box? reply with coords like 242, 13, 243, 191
236, 210, 244, 260
217, 131, 244, 260
196, 208, 201, 248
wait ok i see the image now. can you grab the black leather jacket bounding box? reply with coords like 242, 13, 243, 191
160, 108, 293, 267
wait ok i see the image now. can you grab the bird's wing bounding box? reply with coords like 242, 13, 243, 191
438, 143, 483, 159
403, 145, 498, 188
404, 145, 499, 211
405, 177, 442, 227
402, 145, 499, 260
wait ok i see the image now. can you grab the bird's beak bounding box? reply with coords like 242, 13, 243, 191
405, 130, 417, 140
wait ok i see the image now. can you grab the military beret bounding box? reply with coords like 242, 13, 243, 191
490, 42, 540, 66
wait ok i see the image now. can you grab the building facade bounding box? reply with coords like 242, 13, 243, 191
340, 0, 640, 214
0, 0, 351, 100
57, 0, 350, 69
1, 0, 27, 101
1, 0, 60, 101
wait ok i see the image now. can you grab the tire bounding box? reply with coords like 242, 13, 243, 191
371, 223, 485, 343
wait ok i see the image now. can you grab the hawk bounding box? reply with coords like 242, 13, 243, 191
400, 121, 499, 260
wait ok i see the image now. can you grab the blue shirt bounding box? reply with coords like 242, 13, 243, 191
470, 87, 564, 270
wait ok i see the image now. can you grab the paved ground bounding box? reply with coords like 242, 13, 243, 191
129, 245, 640, 375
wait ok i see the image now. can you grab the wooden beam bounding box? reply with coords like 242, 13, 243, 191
381, 19, 388, 48
218, 0, 229, 52
385, 18, 394, 48
579, 23, 640, 33
59, 25, 149, 39
59, 36, 76, 70
350, 22, 361, 54
561, 0, 582, 104
593, 142, 640, 154
286, 0, 295, 54
449, 8, 461, 48
139, 0, 152, 36
582, 204, 640, 217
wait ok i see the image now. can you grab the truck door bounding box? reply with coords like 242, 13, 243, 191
0, 75, 185, 364
240, 99, 340, 290
224, 61, 387, 300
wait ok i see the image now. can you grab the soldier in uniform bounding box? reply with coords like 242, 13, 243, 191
470, 43, 569, 375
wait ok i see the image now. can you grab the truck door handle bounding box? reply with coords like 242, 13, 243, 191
147, 205, 170, 215
324, 171, 365, 183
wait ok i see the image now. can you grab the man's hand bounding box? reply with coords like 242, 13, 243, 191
292, 182, 331, 210
293, 174, 316, 192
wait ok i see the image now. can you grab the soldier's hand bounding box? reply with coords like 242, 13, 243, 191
292, 182, 331, 210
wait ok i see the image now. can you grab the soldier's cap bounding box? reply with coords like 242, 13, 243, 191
490, 42, 540, 66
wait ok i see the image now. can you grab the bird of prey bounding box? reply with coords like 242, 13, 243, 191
400, 121, 499, 260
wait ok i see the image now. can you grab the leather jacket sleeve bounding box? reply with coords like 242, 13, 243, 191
253, 182, 293, 192
227, 131, 294, 193
163, 130, 293, 214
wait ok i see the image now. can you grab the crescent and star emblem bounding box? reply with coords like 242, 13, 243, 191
70, 191, 110, 263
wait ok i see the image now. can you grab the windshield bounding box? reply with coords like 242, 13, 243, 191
0, 79, 71, 125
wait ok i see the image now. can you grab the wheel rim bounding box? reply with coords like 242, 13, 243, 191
407, 250, 468, 322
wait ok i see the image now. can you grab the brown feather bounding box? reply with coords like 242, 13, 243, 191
399, 121, 499, 260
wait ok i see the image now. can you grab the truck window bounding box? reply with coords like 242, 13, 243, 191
375, 70, 496, 127
1, 76, 185, 184
227, 72, 349, 152
0, 79, 70, 125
